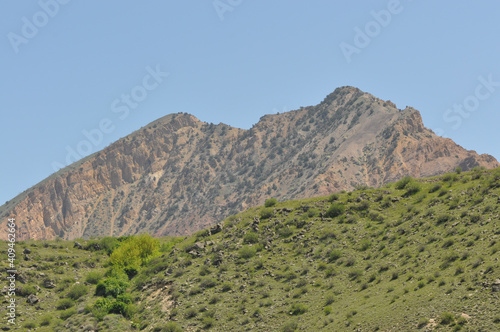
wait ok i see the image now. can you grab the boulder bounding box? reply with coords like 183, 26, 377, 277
26, 294, 39, 305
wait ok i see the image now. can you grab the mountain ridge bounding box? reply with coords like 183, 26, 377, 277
1, 86, 498, 240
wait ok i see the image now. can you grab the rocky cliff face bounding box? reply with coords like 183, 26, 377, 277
1, 87, 498, 240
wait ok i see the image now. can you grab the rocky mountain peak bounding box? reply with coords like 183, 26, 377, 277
1, 87, 497, 240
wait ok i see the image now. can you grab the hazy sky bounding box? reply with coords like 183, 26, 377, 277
1, 1, 500, 204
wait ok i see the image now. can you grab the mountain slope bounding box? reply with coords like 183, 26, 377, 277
1, 87, 498, 240
4, 167, 500, 331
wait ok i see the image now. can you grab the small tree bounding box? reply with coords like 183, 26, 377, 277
110, 234, 160, 267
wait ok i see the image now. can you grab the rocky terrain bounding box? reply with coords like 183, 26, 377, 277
4, 167, 500, 331
1, 86, 498, 240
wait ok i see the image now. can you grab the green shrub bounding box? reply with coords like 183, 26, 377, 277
279, 227, 293, 238
328, 193, 339, 202
199, 265, 211, 276
40, 315, 52, 326
355, 200, 370, 211
324, 306, 332, 315
202, 316, 215, 328
436, 214, 451, 225
345, 257, 356, 266
105, 267, 130, 282
123, 265, 139, 279
200, 278, 217, 289
185, 307, 197, 319
100, 237, 120, 255
91, 298, 111, 321
325, 203, 345, 218
355, 184, 370, 191
188, 286, 202, 296
282, 321, 298, 332
380, 197, 392, 208
438, 189, 448, 197
443, 173, 458, 182
260, 208, 274, 219
239, 246, 257, 259
442, 239, 454, 248
159, 237, 184, 253
440, 312, 455, 325
24, 322, 37, 329
110, 234, 160, 267
325, 294, 335, 305
348, 269, 363, 280
221, 282, 233, 292
93, 297, 111, 309
86, 271, 103, 284
319, 229, 337, 241
290, 303, 308, 315
395, 176, 412, 189
359, 239, 371, 251
404, 182, 421, 196
18, 285, 37, 297
327, 249, 342, 262
84, 240, 102, 251
95, 277, 129, 298
417, 318, 428, 328
243, 232, 259, 244
117, 293, 133, 304
307, 208, 319, 217
265, 198, 278, 207
56, 298, 74, 310
209, 295, 220, 304
60, 308, 76, 320
66, 283, 88, 300
157, 322, 183, 332
429, 184, 442, 193
108, 300, 128, 315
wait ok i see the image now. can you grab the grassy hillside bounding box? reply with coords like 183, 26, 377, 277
2, 167, 500, 331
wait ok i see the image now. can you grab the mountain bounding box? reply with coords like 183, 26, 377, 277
5, 167, 500, 331
1, 86, 498, 240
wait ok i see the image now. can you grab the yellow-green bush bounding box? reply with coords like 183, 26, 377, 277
110, 234, 160, 268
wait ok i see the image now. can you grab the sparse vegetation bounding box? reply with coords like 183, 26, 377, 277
2, 167, 500, 331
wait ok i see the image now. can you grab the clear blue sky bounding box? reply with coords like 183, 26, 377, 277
1, 1, 500, 204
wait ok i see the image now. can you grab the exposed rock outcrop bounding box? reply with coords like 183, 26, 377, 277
1, 87, 497, 240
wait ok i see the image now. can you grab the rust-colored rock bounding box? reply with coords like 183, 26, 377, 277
1, 87, 498, 240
